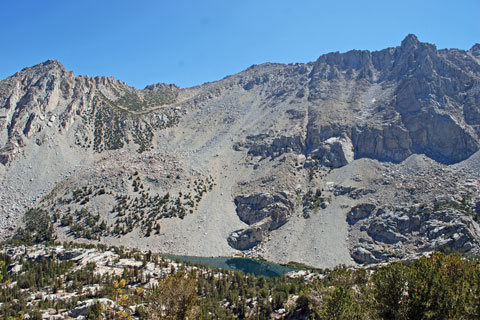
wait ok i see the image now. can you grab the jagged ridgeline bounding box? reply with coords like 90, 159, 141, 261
0, 35, 480, 268
0, 61, 181, 159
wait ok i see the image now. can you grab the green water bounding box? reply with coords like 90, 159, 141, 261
164, 255, 294, 277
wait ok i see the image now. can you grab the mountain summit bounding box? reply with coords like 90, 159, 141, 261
0, 35, 479, 267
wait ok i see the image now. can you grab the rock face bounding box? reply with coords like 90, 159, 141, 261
0, 35, 480, 268
306, 34, 480, 165
228, 192, 294, 250
238, 34, 480, 168
309, 136, 354, 168
349, 204, 480, 264
227, 226, 265, 251
0, 60, 181, 160
234, 192, 293, 228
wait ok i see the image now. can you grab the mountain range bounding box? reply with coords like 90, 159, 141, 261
1, 34, 480, 268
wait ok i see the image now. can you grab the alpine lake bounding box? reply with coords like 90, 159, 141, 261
163, 255, 296, 277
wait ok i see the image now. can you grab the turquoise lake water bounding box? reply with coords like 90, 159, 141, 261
164, 255, 294, 277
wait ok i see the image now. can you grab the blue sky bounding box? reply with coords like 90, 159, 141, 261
1, 0, 479, 88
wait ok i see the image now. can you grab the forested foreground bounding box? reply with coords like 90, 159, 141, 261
1, 244, 480, 319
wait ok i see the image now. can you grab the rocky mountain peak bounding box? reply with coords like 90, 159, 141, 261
400, 33, 420, 50
40, 59, 65, 68
18, 59, 68, 78
144, 82, 180, 91
397, 34, 440, 63
310, 34, 443, 81
470, 43, 480, 58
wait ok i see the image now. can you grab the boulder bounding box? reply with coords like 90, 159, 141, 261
227, 225, 264, 251
351, 246, 379, 264
234, 192, 293, 230
310, 136, 354, 168
229, 192, 294, 250
347, 204, 376, 225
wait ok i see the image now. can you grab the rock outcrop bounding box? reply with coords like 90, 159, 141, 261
309, 136, 354, 168
346, 203, 376, 225
228, 192, 294, 250
349, 204, 480, 264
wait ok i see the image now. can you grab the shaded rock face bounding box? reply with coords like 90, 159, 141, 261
383, 36, 480, 163
227, 226, 264, 251
243, 134, 305, 159
347, 203, 376, 225
352, 125, 412, 163
309, 35, 480, 165
228, 192, 294, 250
235, 35, 480, 168
349, 205, 480, 264
234, 192, 293, 228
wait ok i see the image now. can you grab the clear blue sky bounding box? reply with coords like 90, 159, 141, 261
1, 0, 478, 88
